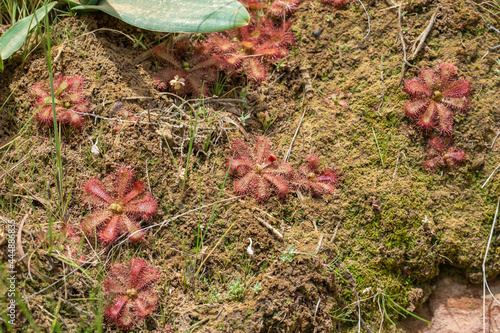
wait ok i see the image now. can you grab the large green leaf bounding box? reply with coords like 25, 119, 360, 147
0, 2, 57, 66
71, 0, 249, 33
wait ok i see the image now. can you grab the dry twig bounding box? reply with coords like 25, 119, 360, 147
187, 318, 209, 332
491, 129, 500, 148
389, 1, 419, 85
482, 164, 500, 189
283, 63, 316, 162
314, 233, 324, 255
256, 216, 284, 239
392, 150, 407, 179
314, 298, 321, 318
331, 220, 341, 243
17, 211, 46, 281
410, 6, 440, 60
357, 0, 371, 39
376, 53, 386, 116
284, 107, 308, 162
192, 98, 247, 108
467, 0, 500, 58
483, 196, 500, 332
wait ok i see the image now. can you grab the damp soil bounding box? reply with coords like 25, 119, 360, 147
0, 0, 499, 332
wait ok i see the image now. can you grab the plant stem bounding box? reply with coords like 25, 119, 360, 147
40, 2, 63, 247
158, 123, 179, 170
372, 127, 384, 167
182, 84, 203, 190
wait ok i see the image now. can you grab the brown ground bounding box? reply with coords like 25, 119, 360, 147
1, 0, 500, 332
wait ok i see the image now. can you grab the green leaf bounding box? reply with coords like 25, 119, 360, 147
0, 2, 57, 62
0, 54, 3, 72
63, 0, 85, 6
71, 0, 249, 33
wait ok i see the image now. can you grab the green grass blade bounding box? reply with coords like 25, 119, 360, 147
386, 300, 407, 318
49, 254, 93, 280
49, 298, 62, 333
382, 296, 396, 325
158, 123, 178, 170
182, 89, 202, 190
0, 2, 56, 63
200, 151, 234, 244
371, 127, 384, 167
387, 297, 431, 323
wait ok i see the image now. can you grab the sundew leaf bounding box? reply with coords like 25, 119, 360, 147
0, 2, 57, 70
71, 0, 250, 33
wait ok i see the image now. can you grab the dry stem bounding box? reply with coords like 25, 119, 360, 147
389, 1, 420, 85
256, 216, 284, 239
410, 6, 440, 60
